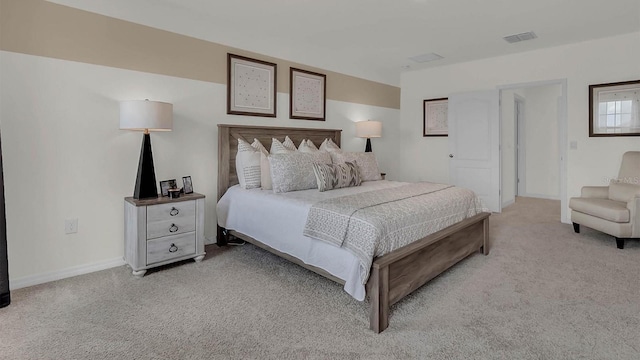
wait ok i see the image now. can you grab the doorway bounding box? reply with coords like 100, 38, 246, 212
500, 80, 568, 223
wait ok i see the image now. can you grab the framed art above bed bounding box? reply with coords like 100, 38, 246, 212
290, 68, 326, 121
227, 54, 277, 117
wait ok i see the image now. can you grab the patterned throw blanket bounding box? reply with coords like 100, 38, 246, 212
303, 182, 488, 284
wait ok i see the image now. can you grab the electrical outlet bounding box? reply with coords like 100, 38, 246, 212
65, 219, 78, 234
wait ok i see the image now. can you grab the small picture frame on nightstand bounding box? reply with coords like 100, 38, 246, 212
182, 176, 193, 194
160, 179, 177, 197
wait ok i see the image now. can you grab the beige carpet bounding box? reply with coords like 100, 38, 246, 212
1, 197, 639, 359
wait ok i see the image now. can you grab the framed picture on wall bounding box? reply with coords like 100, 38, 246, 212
290, 68, 326, 121
589, 79, 640, 137
227, 53, 277, 117
423, 98, 448, 136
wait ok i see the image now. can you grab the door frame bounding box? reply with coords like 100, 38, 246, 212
498, 79, 568, 223
514, 94, 526, 197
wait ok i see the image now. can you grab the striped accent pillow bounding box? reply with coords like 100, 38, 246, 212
319, 138, 341, 152
312, 161, 362, 192
270, 138, 296, 154
330, 151, 382, 181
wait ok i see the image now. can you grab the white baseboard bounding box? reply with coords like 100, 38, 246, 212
204, 236, 216, 245
519, 193, 560, 201
502, 198, 516, 208
10, 257, 126, 290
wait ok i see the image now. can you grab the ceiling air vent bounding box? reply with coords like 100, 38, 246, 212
503, 31, 537, 44
408, 52, 443, 63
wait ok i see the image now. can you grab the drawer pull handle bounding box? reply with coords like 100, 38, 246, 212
169, 243, 178, 253
170, 207, 179, 216
169, 224, 179, 233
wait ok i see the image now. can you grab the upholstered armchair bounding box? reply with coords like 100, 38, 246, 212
569, 151, 640, 249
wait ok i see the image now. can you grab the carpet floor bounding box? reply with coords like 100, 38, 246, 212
1, 197, 639, 359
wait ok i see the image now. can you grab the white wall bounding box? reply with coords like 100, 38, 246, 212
0, 51, 399, 285
400, 32, 640, 222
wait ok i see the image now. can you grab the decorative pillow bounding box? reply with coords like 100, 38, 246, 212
235, 138, 261, 189
252, 138, 268, 155
608, 180, 640, 203
248, 139, 272, 190
319, 138, 341, 152
282, 136, 297, 151
312, 161, 362, 192
330, 152, 382, 181
269, 152, 332, 193
298, 139, 319, 153
270, 138, 296, 154
305, 139, 319, 150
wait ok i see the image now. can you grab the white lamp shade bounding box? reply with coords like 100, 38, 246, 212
355, 121, 382, 138
119, 100, 173, 131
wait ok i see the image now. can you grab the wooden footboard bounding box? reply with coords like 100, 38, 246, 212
367, 212, 490, 333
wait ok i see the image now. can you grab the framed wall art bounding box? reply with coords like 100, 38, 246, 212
589, 80, 640, 137
423, 98, 448, 136
227, 53, 277, 117
290, 68, 326, 121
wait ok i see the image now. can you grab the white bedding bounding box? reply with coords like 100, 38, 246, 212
216, 180, 406, 301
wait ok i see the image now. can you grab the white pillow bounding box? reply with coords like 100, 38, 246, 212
235, 138, 261, 189
282, 136, 297, 151
319, 138, 341, 152
260, 152, 273, 190
298, 139, 319, 153
269, 152, 332, 193
330, 152, 382, 181
305, 139, 319, 150
270, 138, 296, 154
250, 139, 272, 190
252, 138, 268, 155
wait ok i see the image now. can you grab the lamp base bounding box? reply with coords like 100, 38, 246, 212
133, 133, 158, 199
365, 138, 372, 152
0, 292, 9, 308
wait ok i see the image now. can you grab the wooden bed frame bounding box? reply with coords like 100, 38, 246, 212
217, 124, 490, 333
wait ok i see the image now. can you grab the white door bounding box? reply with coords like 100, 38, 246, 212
449, 90, 501, 212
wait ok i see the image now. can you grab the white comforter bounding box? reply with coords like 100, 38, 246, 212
217, 181, 406, 301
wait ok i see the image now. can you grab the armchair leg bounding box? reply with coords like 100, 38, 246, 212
615, 238, 624, 249
572, 223, 580, 233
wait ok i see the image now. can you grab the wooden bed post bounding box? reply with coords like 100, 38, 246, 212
369, 264, 390, 333
482, 216, 490, 255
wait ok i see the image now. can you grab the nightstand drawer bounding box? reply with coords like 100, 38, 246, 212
147, 201, 195, 222
147, 216, 195, 239
146, 232, 196, 265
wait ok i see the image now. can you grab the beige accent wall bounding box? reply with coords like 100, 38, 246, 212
0, 0, 400, 109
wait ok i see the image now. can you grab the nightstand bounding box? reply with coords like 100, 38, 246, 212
124, 193, 206, 277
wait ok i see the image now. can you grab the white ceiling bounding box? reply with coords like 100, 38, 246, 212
48, 0, 640, 86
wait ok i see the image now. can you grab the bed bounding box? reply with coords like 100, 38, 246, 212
216, 124, 491, 333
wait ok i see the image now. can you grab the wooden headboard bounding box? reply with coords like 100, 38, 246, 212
217, 124, 342, 200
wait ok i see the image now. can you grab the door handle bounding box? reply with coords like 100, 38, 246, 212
449, 154, 454, 158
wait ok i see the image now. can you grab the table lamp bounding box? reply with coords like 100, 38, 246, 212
120, 100, 173, 199
355, 120, 382, 152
